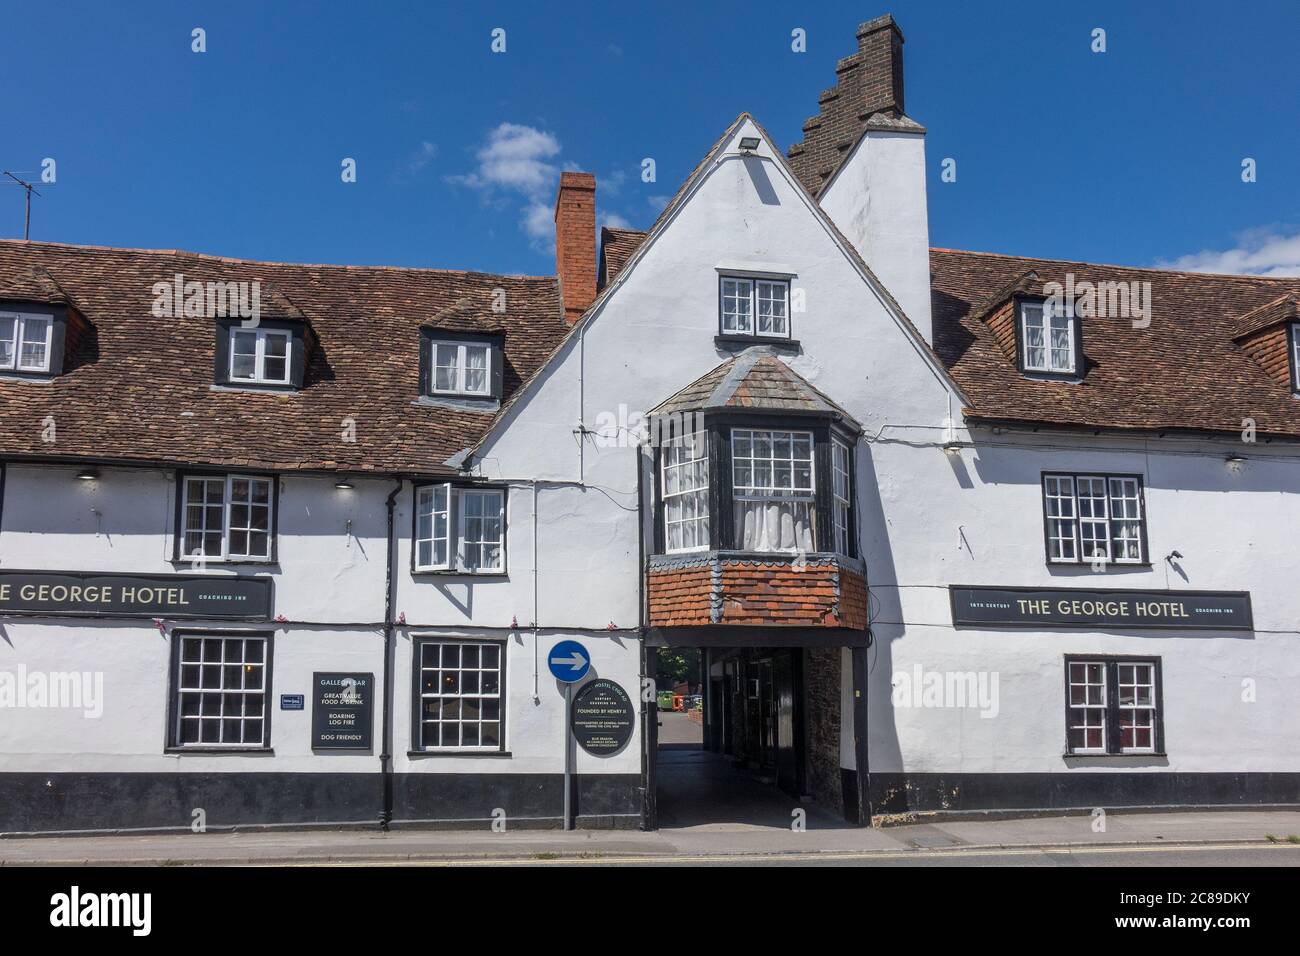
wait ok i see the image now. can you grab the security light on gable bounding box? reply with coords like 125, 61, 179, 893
738, 136, 761, 152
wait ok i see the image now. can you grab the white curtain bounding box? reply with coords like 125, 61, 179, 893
734, 499, 814, 552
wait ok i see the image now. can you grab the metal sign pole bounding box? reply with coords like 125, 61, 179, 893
563, 681, 574, 831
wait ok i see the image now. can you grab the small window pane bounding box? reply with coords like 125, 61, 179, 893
174, 635, 268, 748
418, 641, 504, 751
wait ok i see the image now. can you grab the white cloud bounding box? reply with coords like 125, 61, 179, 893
599, 211, 633, 231
447, 123, 639, 254
1154, 227, 1300, 278
447, 122, 566, 251
446, 123, 561, 197
521, 200, 555, 245
647, 194, 670, 212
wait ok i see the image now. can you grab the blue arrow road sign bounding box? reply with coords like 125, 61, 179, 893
548, 640, 590, 683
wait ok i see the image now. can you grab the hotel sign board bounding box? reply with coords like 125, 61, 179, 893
950, 586, 1253, 631
0, 570, 273, 620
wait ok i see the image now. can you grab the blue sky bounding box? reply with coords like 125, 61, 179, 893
2, 0, 1297, 276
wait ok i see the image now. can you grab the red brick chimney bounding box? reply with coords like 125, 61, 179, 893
554, 171, 597, 325
855, 13, 905, 116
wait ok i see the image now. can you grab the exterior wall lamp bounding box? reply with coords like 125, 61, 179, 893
76, 467, 99, 481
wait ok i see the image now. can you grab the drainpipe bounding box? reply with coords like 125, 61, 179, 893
379, 476, 403, 830
636, 443, 657, 830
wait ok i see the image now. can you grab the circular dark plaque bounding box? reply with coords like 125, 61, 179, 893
570, 678, 635, 756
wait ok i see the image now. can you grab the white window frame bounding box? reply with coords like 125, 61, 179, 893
1116, 661, 1158, 755
1066, 658, 1161, 756
415, 484, 451, 571
429, 340, 492, 397
1043, 473, 1145, 565
458, 488, 505, 572
1020, 300, 1076, 374
417, 639, 504, 752
731, 428, 816, 551
832, 439, 852, 556
0, 310, 54, 373
1066, 660, 1107, 755
180, 474, 275, 562
414, 484, 505, 574
661, 432, 710, 553
720, 277, 791, 338
228, 327, 292, 384
173, 634, 270, 749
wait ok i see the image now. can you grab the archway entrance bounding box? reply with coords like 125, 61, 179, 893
642, 634, 870, 831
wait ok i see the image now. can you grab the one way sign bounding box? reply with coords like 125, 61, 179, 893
548, 640, 590, 683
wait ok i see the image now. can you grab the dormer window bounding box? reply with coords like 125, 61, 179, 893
1290, 322, 1300, 393
230, 328, 291, 384
1020, 299, 1076, 376
720, 277, 790, 338
432, 340, 492, 396
214, 318, 308, 390
418, 329, 503, 402
0, 310, 53, 372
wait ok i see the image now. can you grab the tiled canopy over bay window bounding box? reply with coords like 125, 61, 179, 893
649, 347, 860, 558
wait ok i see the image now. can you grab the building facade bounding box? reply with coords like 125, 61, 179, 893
1, 14, 1297, 834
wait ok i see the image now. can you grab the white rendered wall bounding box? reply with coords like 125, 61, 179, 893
819, 129, 934, 345
852, 430, 1300, 776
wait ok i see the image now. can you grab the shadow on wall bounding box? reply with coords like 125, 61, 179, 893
742, 155, 781, 207
855, 441, 904, 775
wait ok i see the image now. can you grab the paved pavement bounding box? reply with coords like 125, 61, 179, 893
2, 814, 1297, 866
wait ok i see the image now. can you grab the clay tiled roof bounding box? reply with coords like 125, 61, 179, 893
930, 248, 1300, 438
651, 347, 861, 427
0, 240, 566, 475
597, 227, 646, 290
1232, 294, 1299, 340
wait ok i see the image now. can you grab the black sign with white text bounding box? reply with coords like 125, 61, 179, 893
312, 672, 374, 750
950, 586, 1253, 630
570, 678, 636, 756
0, 570, 273, 619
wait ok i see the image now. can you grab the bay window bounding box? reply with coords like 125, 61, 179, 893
178, 473, 276, 562
731, 429, 815, 552
832, 439, 852, 555
654, 419, 857, 557
414, 484, 505, 573
662, 433, 710, 552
